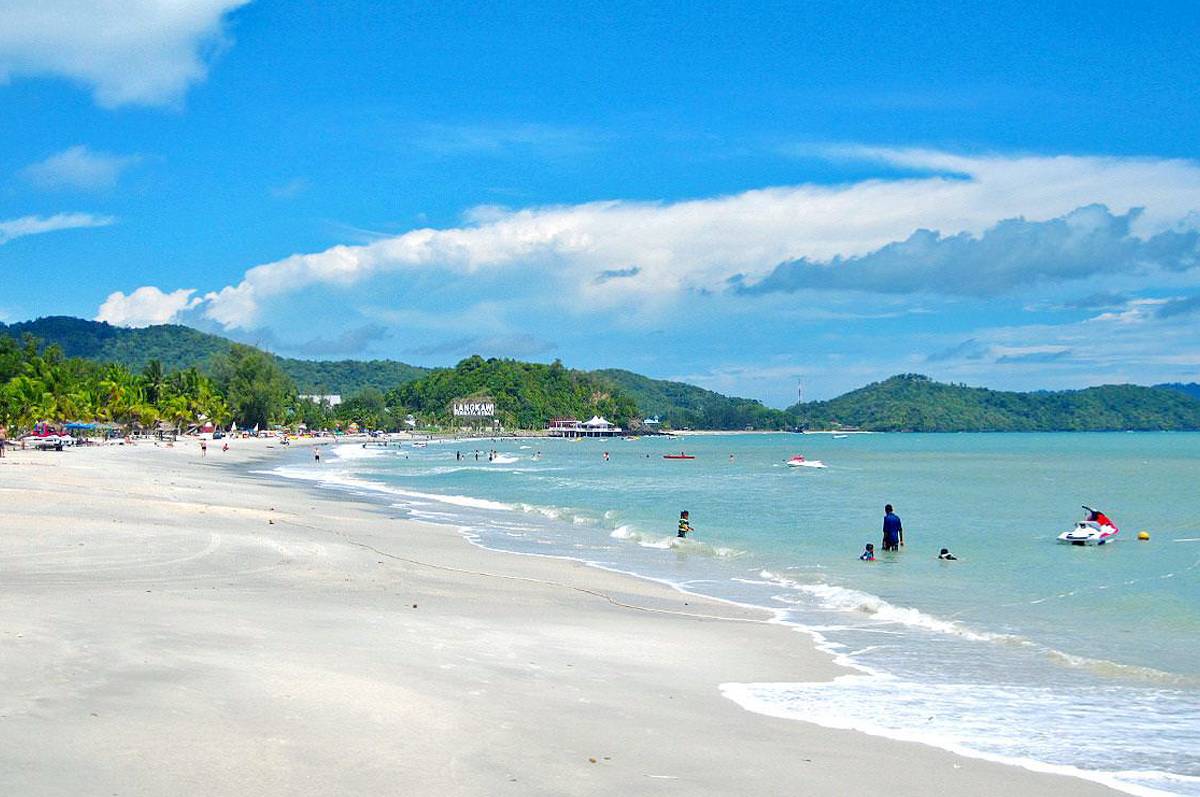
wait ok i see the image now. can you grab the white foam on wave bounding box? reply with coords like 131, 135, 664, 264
720, 678, 1190, 797
609, 525, 742, 558
490, 454, 519, 464
330, 443, 389, 461
755, 569, 1196, 686
267, 464, 516, 512
756, 570, 1020, 645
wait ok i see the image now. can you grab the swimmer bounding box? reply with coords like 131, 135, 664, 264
860, 543, 875, 561
677, 510, 693, 538
938, 548, 957, 560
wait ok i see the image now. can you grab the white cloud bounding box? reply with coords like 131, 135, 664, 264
21, 145, 140, 190
106, 148, 1200, 329
0, 212, 114, 243
0, 0, 251, 108
96, 286, 198, 327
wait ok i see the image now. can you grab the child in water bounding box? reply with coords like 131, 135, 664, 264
860, 543, 875, 561
677, 511, 693, 538
938, 548, 957, 560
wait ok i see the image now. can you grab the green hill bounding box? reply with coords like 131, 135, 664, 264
391, 356, 639, 429
0, 316, 429, 396
591, 368, 793, 430
792, 374, 1200, 432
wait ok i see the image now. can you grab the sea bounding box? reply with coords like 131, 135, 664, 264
267, 432, 1200, 796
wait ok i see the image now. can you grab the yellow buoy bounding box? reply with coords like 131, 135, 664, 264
1137, 531, 1150, 541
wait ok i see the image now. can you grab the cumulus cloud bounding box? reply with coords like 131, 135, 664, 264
21, 145, 140, 190
96, 286, 198, 327
102, 148, 1200, 329
0, 1, 251, 108
738, 206, 1200, 297
289, 324, 390, 356
0, 212, 113, 243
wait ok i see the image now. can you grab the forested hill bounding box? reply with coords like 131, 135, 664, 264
591, 368, 793, 429
391, 356, 640, 429
791, 374, 1200, 432
0, 316, 429, 396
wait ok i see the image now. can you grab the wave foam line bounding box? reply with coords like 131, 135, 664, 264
719, 681, 1180, 797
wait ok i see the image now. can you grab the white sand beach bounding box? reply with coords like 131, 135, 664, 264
0, 440, 1121, 796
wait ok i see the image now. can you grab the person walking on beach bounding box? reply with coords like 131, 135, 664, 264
200, 440, 207, 457
677, 510, 693, 538
882, 504, 904, 551
0, 424, 7, 458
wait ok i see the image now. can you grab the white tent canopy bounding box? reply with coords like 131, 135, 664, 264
583, 416, 612, 428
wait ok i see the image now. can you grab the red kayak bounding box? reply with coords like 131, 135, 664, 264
663, 454, 695, 459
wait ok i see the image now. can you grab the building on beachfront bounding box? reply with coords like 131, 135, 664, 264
546, 415, 623, 438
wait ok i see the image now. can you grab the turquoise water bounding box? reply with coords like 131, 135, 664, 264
272, 432, 1200, 795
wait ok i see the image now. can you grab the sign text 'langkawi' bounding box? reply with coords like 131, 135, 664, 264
452, 399, 496, 418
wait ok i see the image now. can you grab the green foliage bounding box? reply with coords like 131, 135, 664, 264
209, 344, 296, 429
285, 359, 428, 395
792, 374, 1200, 432
390, 356, 639, 429
591, 369, 794, 430
0, 332, 230, 433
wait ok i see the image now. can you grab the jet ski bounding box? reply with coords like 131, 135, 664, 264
1057, 521, 1118, 545
785, 455, 826, 468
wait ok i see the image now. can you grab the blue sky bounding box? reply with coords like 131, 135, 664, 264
2, 1, 1199, 403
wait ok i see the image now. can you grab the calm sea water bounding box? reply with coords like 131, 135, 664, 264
271, 432, 1200, 796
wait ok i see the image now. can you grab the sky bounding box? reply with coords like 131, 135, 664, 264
2, 1, 1199, 404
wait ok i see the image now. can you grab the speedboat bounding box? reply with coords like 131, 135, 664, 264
1057, 520, 1118, 546
786, 455, 826, 468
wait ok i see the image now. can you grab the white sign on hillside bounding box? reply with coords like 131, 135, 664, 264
452, 400, 495, 418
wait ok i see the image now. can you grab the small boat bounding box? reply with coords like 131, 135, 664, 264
663, 453, 695, 460
833, 434, 849, 439
785, 455, 826, 468
1057, 520, 1119, 546
412, 441, 427, 448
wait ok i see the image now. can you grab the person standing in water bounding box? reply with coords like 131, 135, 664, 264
314, 447, 321, 463
881, 504, 904, 551
677, 510, 693, 538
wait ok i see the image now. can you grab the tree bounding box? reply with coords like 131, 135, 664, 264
210, 344, 296, 429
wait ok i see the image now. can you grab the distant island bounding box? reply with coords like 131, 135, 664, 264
2, 317, 1199, 433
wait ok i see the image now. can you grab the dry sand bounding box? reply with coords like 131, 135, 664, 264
0, 440, 1121, 795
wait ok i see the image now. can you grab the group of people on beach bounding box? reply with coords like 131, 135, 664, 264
859, 504, 956, 561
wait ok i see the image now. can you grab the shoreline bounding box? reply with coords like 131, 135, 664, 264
0, 440, 1125, 795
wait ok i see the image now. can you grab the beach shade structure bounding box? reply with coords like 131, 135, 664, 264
65, 422, 96, 430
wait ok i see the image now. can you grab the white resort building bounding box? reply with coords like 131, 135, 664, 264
546, 416, 623, 437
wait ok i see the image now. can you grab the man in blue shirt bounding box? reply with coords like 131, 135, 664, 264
882, 504, 904, 551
